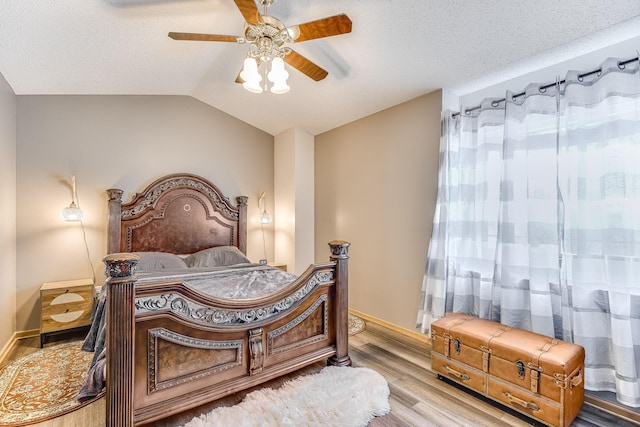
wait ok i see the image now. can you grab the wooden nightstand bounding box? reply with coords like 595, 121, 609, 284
268, 263, 287, 272
40, 278, 94, 347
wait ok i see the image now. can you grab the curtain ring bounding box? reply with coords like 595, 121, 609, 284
464, 109, 471, 115
577, 75, 584, 82
491, 100, 499, 107
618, 61, 626, 70
539, 86, 547, 93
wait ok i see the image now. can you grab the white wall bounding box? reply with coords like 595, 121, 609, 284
16, 95, 273, 331
274, 127, 314, 274
315, 91, 442, 331
293, 130, 314, 272
0, 72, 17, 350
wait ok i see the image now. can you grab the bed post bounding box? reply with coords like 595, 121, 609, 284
103, 253, 140, 427
107, 189, 123, 254
327, 240, 352, 367
236, 196, 248, 254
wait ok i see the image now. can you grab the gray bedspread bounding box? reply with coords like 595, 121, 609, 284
77, 264, 296, 402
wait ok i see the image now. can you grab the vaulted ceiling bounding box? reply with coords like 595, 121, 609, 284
2, 0, 640, 135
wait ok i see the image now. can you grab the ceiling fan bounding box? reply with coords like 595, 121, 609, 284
168, 0, 352, 93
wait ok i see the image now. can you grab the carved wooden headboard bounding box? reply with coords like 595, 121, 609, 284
107, 173, 247, 255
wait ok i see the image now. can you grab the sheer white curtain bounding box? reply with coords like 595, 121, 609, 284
417, 56, 640, 407
558, 58, 640, 407
416, 103, 504, 328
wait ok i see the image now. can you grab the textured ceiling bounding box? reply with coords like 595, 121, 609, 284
2, 0, 640, 135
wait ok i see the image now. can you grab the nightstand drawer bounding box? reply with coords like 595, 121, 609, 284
41, 284, 94, 307
41, 299, 93, 332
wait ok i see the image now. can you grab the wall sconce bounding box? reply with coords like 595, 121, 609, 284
258, 192, 272, 265
60, 174, 95, 283
61, 175, 84, 222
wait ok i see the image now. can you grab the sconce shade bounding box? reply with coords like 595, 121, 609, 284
61, 202, 84, 222
61, 175, 84, 222
259, 209, 272, 224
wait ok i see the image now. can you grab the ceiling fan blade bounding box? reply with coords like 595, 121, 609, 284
284, 50, 328, 81
168, 32, 238, 42
288, 14, 352, 42
234, 0, 262, 25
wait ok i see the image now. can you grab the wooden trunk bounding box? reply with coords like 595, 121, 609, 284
431, 313, 584, 427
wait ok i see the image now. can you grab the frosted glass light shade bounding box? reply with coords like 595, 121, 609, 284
240, 58, 263, 93
240, 58, 260, 81
259, 210, 272, 224
61, 203, 84, 222
268, 57, 288, 82
243, 80, 263, 93
270, 80, 290, 94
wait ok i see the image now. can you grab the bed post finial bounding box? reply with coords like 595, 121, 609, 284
107, 189, 123, 254
236, 196, 248, 254
328, 240, 352, 367
103, 252, 139, 427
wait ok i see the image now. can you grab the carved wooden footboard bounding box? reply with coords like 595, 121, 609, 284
103, 242, 350, 426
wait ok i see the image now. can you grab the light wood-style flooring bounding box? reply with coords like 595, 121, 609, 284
3, 323, 639, 426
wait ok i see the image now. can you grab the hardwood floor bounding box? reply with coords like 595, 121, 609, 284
3, 324, 639, 426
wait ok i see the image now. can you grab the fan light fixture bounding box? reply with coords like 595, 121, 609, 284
168, 0, 352, 94
241, 54, 290, 95
61, 175, 84, 222
239, 6, 292, 94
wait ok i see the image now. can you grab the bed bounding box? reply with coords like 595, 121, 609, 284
82, 173, 351, 426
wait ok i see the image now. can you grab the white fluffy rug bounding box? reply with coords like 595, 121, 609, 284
182, 366, 390, 427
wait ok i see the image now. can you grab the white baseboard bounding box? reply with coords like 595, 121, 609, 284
348, 308, 431, 345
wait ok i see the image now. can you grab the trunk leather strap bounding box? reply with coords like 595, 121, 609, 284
444, 334, 451, 358
482, 326, 510, 372
529, 338, 558, 393
530, 367, 540, 393
438, 315, 473, 359
481, 346, 492, 372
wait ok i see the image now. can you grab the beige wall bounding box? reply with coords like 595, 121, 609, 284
315, 91, 442, 331
0, 72, 17, 350
16, 95, 273, 332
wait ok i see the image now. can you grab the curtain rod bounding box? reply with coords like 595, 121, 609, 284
452, 55, 639, 118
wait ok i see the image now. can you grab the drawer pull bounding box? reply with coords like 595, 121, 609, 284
504, 392, 539, 411
444, 365, 470, 381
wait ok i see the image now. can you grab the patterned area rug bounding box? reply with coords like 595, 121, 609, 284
348, 313, 366, 336
0, 341, 102, 426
